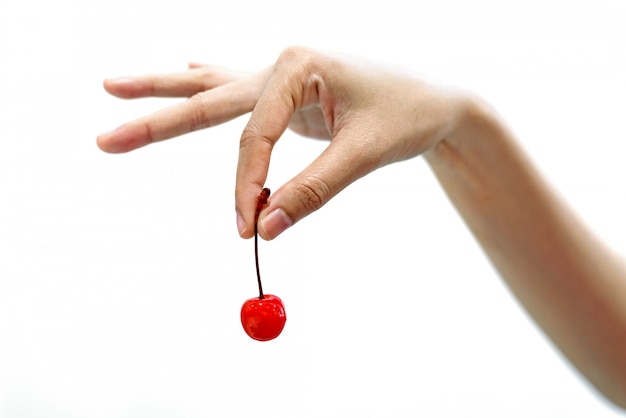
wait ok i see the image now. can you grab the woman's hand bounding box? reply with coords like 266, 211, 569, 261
98, 46, 468, 239
98, 46, 626, 408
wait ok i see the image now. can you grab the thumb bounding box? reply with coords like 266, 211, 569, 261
257, 133, 381, 240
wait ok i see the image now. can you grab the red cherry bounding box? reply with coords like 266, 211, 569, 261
241, 187, 287, 341
240, 294, 287, 341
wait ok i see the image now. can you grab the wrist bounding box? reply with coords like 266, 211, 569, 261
424, 92, 509, 165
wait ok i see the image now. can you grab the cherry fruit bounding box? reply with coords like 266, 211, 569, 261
240, 188, 287, 341
241, 294, 286, 341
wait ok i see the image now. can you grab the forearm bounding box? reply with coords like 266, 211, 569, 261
424, 97, 626, 408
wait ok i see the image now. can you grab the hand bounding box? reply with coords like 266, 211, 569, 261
98, 46, 468, 240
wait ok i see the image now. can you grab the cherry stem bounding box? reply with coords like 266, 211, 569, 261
255, 188, 271, 300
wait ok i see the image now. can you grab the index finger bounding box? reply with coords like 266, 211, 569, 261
235, 70, 302, 238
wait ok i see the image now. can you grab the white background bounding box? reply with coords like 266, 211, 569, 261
1, 0, 626, 417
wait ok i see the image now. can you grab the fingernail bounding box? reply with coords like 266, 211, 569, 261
236, 212, 247, 237
260, 209, 293, 240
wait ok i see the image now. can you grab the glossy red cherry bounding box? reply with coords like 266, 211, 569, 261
241, 187, 287, 341
241, 294, 286, 341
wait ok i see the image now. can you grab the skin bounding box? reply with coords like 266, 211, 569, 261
97, 46, 626, 409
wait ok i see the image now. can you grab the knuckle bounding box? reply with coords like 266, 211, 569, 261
295, 175, 331, 214
186, 92, 211, 131
240, 120, 274, 150
276, 46, 318, 73
196, 67, 220, 90
239, 130, 255, 151
141, 120, 156, 144
278, 46, 309, 62
197, 66, 239, 90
